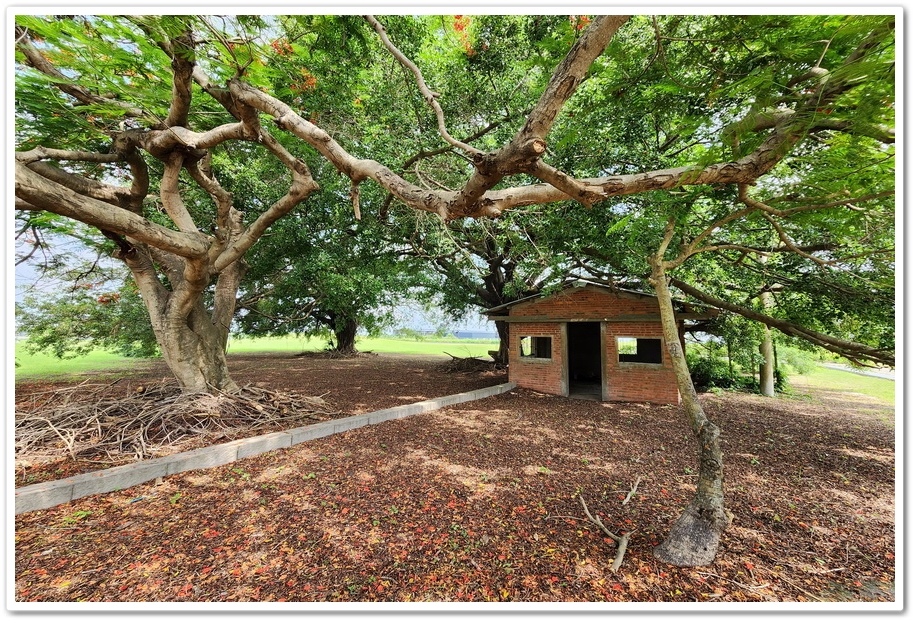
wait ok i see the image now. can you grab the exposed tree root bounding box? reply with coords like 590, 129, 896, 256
653, 502, 730, 567
15, 381, 341, 466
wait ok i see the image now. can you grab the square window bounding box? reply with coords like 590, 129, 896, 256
520, 336, 552, 359
617, 337, 662, 364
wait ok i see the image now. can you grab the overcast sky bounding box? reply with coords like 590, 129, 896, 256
12, 235, 495, 335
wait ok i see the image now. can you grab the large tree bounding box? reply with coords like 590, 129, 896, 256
235, 181, 432, 354
15, 14, 895, 566
400, 212, 599, 364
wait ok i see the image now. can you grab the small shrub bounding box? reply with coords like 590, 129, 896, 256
394, 327, 425, 341
780, 346, 818, 375
688, 356, 755, 392
774, 367, 789, 393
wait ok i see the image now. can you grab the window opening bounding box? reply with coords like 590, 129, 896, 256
617, 337, 662, 364
520, 336, 552, 359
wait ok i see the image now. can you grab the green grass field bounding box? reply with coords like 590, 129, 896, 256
12, 343, 159, 380
789, 365, 896, 406
14, 335, 500, 381
14, 338, 895, 409
224, 335, 499, 358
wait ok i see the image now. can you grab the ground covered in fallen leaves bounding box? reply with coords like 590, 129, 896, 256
13, 352, 896, 606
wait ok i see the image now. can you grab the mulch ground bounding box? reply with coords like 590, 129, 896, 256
13, 352, 896, 606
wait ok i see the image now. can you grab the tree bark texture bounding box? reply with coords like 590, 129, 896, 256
758, 291, 776, 397
156, 314, 238, 392
759, 325, 775, 397
333, 318, 359, 354
121, 245, 241, 393
650, 259, 731, 567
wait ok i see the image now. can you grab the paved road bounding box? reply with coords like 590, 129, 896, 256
821, 363, 895, 380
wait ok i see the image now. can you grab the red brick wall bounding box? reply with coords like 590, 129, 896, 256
506, 287, 681, 404
511, 286, 661, 318
605, 322, 680, 404
508, 322, 565, 395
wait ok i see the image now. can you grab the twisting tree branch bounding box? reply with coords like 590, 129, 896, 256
760, 212, 832, 267
739, 184, 893, 219
15, 162, 209, 258
15, 25, 152, 122
446, 15, 630, 217
364, 15, 482, 157
163, 29, 196, 128
668, 276, 893, 367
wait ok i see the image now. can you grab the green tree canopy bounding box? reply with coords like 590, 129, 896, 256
14, 13, 895, 567
234, 178, 433, 353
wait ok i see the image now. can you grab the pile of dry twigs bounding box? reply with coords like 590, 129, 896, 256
292, 349, 378, 359
438, 353, 503, 373
15, 380, 341, 467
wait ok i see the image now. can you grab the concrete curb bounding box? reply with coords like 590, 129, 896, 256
15, 382, 516, 515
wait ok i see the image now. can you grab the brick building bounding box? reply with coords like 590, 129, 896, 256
484, 283, 714, 405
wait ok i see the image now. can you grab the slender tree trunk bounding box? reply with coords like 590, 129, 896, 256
758, 291, 775, 397
650, 260, 731, 567
759, 325, 775, 397
333, 318, 359, 354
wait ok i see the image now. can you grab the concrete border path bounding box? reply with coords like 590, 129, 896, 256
15, 382, 516, 515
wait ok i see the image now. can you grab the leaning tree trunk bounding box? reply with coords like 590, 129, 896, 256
333, 318, 359, 354
650, 260, 731, 567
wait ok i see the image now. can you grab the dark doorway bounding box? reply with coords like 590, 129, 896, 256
567, 322, 602, 399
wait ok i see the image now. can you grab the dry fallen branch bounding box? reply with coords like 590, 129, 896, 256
15, 382, 342, 466
622, 476, 642, 506
579, 495, 635, 572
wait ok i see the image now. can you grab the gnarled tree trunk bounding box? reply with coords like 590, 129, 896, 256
125, 245, 244, 393
333, 318, 359, 354
156, 313, 238, 392
650, 259, 731, 567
